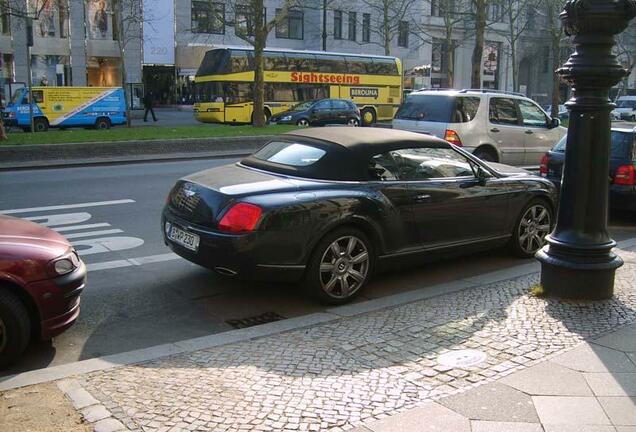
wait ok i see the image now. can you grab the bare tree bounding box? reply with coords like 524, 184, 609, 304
544, 0, 566, 118
356, 0, 418, 55
615, 19, 636, 98
470, 0, 487, 88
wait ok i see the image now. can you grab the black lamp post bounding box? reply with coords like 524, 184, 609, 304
536, 0, 636, 299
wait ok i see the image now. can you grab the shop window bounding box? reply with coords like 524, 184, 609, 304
192, 1, 225, 34
86, 0, 112, 40
276, 8, 303, 39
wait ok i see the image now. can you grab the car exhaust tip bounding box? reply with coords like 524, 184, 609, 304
215, 267, 238, 277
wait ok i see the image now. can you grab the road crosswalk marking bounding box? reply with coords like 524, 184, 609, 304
0, 199, 135, 214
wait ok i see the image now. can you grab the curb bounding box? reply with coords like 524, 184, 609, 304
0, 136, 273, 170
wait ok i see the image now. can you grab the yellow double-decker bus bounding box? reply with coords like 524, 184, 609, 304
193, 47, 402, 126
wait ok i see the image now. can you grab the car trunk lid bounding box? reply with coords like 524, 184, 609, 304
167, 163, 299, 227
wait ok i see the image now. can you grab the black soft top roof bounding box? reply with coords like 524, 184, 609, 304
241, 128, 451, 181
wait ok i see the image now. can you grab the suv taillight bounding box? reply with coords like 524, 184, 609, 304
444, 130, 462, 146
218, 202, 262, 233
539, 154, 549, 176
614, 164, 635, 186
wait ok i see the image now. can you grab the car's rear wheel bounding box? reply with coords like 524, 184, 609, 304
0, 289, 31, 369
347, 118, 360, 127
474, 147, 498, 162
510, 199, 553, 258
297, 118, 310, 127
304, 228, 373, 304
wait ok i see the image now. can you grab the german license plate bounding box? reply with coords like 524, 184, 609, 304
166, 222, 200, 252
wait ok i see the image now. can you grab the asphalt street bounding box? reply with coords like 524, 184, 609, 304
1, 158, 635, 376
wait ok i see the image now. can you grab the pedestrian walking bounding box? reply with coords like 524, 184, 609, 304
143, 90, 157, 122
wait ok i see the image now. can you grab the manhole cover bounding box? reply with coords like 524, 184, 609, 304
437, 350, 487, 368
226, 312, 286, 329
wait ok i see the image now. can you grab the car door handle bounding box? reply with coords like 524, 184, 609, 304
490, 128, 500, 133
413, 194, 432, 203
525, 130, 534, 134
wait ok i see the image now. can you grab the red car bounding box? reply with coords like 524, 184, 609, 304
0, 215, 86, 368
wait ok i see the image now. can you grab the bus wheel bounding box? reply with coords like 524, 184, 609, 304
361, 108, 376, 126
34, 118, 49, 132
95, 117, 111, 130
296, 118, 310, 127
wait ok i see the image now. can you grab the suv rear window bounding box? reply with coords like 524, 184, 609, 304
395, 95, 454, 122
253, 141, 326, 166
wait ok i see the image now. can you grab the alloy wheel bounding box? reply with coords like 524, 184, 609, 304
319, 235, 369, 299
297, 119, 309, 127
518, 204, 551, 254
347, 118, 360, 127
0, 317, 6, 353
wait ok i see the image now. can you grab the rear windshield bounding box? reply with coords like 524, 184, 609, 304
253, 141, 326, 166
553, 131, 634, 159
616, 99, 636, 109
394, 95, 480, 123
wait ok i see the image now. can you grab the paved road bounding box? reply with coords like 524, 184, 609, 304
1, 159, 634, 376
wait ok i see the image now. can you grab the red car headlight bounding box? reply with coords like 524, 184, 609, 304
49, 250, 80, 276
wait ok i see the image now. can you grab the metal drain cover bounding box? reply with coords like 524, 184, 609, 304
226, 312, 286, 329
437, 350, 487, 368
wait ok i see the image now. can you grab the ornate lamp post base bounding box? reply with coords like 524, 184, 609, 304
535, 0, 635, 300
537, 242, 623, 300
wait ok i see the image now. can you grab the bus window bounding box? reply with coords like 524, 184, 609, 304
267, 83, 296, 102
297, 85, 329, 100
346, 56, 372, 74
264, 51, 288, 71
32, 90, 45, 104
315, 54, 347, 73
230, 50, 252, 73
197, 49, 230, 75
224, 83, 253, 104
372, 58, 398, 75
285, 52, 317, 72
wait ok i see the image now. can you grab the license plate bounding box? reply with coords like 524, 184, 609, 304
166, 222, 200, 252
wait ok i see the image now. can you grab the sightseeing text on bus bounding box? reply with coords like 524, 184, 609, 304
290, 72, 361, 85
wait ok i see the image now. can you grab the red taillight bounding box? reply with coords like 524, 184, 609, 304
614, 164, 635, 186
444, 129, 462, 146
218, 202, 262, 233
540, 154, 549, 176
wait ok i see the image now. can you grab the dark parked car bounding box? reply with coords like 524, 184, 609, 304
540, 127, 636, 211
163, 128, 556, 304
270, 99, 361, 127
0, 215, 86, 367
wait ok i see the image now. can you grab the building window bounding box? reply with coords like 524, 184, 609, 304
487, 0, 504, 22
362, 13, 370, 42
333, 10, 342, 39
192, 1, 225, 34
542, 46, 549, 73
235, 5, 265, 37
526, 5, 536, 27
0, 3, 9, 35
432, 38, 449, 73
483, 41, 501, 89
398, 20, 408, 47
431, 0, 454, 17
276, 8, 303, 39
348, 11, 356, 41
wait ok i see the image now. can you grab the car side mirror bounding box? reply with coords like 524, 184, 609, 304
549, 117, 560, 129
476, 166, 490, 184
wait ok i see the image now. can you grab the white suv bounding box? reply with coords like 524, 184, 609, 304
392, 89, 567, 166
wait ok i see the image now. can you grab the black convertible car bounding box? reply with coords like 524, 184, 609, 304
163, 128, 556, 303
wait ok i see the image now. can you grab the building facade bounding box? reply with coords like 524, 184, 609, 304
1, 0, 631, 107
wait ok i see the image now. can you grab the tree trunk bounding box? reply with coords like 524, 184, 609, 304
548, 4, 561, 119
252, 0, 266, 127
445, 29, 454, 88
116, 0, 131, 127
383, 1, 391, 56
471, 0, 486, 88
507, 8, 517, 92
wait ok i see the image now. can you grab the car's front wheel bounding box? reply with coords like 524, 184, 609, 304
510, 199, 553, 258
304, 228, 373, 304
297, 118, 310, 127
0, 289, 31, 369
347, 118, 360, 127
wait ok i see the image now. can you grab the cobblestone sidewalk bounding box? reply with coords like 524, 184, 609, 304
60, 250, 636, 432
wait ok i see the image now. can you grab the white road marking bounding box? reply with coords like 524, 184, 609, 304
64, 229, 124, 239
53, 223, 111, 232
73, 236, 145, 256
25, 212, 92, 226
87, 253, 179, 271
0, 199, 135, 215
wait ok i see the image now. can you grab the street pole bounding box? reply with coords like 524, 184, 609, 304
26, 17, 34, 133
536, 0, 636, 299
322, 0, 327, 51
